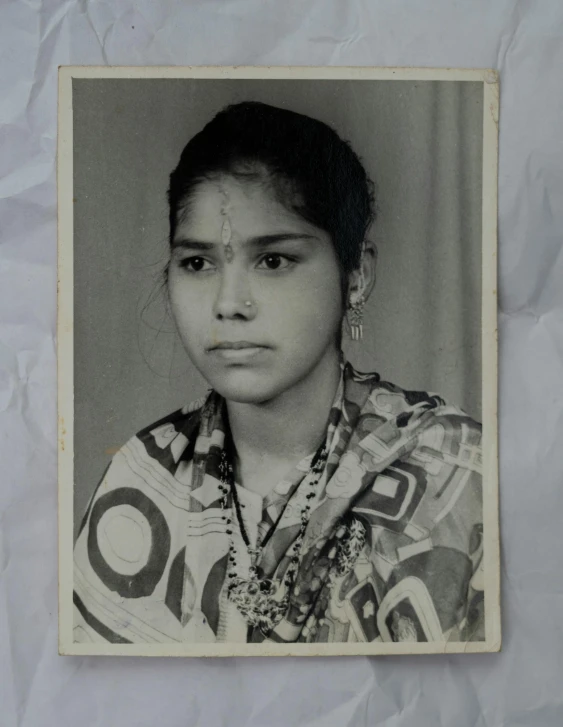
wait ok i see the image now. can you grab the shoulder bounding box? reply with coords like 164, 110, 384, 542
115, 392, 211, 474
343, 363, 481, 471
76, 394, 210, 538
135, 394, 208, 447
359, 371, 483, 524
99, 394, 210, 492
348, 363, 480, 431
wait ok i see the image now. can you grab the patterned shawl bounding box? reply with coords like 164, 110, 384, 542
73, 362, 484, 645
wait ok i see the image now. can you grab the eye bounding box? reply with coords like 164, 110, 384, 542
256, 253, 294, 271
178, 256, 214, 273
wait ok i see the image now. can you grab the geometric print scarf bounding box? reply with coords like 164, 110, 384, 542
73, 362, 484, 644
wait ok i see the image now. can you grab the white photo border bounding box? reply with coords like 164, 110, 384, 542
58, 65, 500, 657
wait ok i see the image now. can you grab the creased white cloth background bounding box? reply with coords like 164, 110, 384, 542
0, 1, 562, 726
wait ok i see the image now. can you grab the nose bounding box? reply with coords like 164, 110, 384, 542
213, 267, 255, 321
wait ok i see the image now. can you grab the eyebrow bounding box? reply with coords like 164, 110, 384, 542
171, 233, 319, 251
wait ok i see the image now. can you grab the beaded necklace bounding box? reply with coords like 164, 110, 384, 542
218, 441, 329, 633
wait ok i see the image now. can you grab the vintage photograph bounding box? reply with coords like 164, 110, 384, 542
58, 66, 500, 656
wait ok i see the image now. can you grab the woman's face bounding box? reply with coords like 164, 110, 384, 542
167, 175, 344, 404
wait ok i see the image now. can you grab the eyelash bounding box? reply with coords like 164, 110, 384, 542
177, 253, 298, 273
177, 257, 214, 273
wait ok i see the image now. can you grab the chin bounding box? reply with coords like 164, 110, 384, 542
215, 382, 280, 406
207, 368, 289, 405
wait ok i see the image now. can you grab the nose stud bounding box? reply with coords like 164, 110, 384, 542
244, 301, 253, 307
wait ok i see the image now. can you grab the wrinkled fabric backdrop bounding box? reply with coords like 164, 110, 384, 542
2, 0, 563, 726
73, 78, 482, 528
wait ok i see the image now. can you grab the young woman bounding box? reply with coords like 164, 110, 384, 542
73, 101, 484, 645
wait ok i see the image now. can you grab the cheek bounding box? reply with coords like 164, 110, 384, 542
168, 280, 207, 338
269, 276, 343, 343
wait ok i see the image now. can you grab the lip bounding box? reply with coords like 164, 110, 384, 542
207, 342, 270, 362
210, 341, 267, 351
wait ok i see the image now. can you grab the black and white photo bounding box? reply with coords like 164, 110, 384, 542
58, 66, 500, 656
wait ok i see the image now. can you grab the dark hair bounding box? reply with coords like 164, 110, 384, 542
168, 101, 375, 279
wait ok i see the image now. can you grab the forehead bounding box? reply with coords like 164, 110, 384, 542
176, 176, 323, 240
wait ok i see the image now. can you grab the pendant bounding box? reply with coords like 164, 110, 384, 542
228, 573, 286, 630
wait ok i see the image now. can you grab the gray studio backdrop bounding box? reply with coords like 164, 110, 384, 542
72, 78, 483, 531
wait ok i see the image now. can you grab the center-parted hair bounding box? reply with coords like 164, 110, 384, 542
168, 101, 376, 276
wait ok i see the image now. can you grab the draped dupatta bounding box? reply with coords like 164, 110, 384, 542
74, 363, 483, 645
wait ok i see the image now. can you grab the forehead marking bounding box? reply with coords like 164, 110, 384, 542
218, 185, 234, 261
218, 182, 231, 215
221, 217, 232, 245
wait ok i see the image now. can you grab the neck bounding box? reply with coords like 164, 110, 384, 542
225, 351, 342, 475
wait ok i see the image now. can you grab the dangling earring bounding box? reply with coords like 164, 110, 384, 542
348, 241, 366, 341
348, 292, 365, 340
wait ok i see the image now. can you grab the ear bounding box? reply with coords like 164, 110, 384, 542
348, 239, 377, 304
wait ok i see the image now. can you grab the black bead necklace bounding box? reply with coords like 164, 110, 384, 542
219, 441, 329, 632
